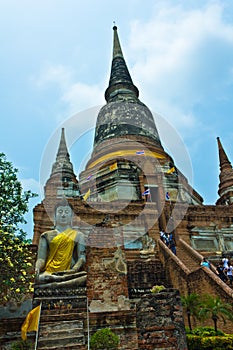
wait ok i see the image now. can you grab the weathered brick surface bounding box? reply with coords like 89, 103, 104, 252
127, 259, 170, 293
136, 289, 188, 350
0, 318, 35, 350
87, 227, 129, 303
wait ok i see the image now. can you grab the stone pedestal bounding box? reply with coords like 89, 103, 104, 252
33, 285, 87, 311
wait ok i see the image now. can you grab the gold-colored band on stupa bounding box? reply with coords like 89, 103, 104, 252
87, 149, 165, 169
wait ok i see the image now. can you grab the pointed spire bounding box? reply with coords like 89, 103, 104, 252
217, 137, 232, 172
56, 128, 69, 160
105, 26, 139, 102
44, 128, 80, 198
112, 25, 124, 58
51, 128, 74, 176
216, 137, 233, 205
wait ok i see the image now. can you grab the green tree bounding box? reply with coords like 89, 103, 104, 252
0, 229, 35, 304
199, 294, 233, 333
181, 293, 202, 331
0, 153, 37, 240
90, 328, 119, 349
0, 153, 37, 304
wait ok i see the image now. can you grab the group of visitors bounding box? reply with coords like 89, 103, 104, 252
200, 256, 233, 287
159, 226, 233, 287
216, 256, 233, 286
160, 230, 176, 255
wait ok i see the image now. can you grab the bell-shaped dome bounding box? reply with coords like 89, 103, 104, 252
94, 99, 162, 147
93, 26, 162, 149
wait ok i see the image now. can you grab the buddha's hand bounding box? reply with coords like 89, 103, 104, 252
52, 270, 71, 276
35, 259, 44, 277
34, 268, 41, 282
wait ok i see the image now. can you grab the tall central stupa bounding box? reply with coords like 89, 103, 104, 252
79, 26, 202, 207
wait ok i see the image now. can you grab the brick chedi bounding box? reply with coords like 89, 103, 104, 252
10, 25, 232, 349
32, 128, 81, 245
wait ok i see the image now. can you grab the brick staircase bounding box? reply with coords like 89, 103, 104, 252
176, 241, 201, 272
37, 309, 87, 350
33, 286, 88, 350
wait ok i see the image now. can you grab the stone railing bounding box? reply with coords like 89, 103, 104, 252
157, 238, 233, 301
189, 266, 233, 302
157, 239, 190, 295
178, 238, 219, 274
179, 238, 203, 260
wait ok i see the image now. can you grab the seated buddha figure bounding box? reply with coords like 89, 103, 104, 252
35, 200, 86, 288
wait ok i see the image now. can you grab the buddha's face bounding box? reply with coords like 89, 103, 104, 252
55, 205, 73, 227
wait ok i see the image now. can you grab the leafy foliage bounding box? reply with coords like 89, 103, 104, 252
181, 293, 202, 331
10, 339, 33, 350
198, 295, 233, 333
182, 293, 233, 334
0, 152, 37, 239
150, 285, 165, 293
0, 153, 36, 304
186, 334, 233, 350
0, 229, 35, 304
90, 328, 119, 349
191, 326, 225, 337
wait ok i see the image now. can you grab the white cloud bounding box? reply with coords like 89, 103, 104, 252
128, 2, 233, 134
33, 63, 105, 121
20, 178, 43, 199
34, 64, 73, 90
62, 82, 105, 116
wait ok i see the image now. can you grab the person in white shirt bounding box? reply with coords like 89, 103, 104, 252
222, 257, 229, 269
226, 264, 233, 286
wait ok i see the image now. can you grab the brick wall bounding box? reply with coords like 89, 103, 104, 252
86, 227, 128, 303
136, 289, 188, 350
127, 259, 170, 298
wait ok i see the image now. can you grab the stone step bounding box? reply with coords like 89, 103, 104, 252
40, 311, 86, 322
38, 333, 85, 348
39, 325, 83, 339
37, 315, 86, 349
37, 341, 85, 350
39, 319, 83, 332
176, 246, 200, 272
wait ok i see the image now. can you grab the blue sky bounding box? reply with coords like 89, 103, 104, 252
1, 0, 233, 238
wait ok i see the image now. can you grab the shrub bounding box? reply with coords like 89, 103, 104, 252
192, 326, 225, 337
90, 328, 119, 349
10, 340, 33, 350
185, 326, 192, 334
186, 334, 233, 350
150, 285, 165, 293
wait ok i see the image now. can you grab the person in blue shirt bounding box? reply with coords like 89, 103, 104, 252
168, 232, 176, 255
200, 258, 210, 268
